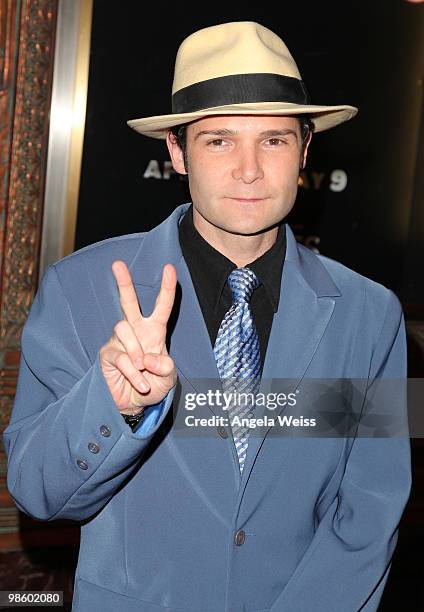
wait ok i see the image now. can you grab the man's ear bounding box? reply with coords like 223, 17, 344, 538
166, 131, 187, 175
300, 130, 313, 170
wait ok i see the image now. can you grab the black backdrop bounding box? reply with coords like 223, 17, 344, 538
75, 0, 423, 307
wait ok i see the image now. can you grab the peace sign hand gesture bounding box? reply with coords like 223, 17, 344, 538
99, 260, 178, 416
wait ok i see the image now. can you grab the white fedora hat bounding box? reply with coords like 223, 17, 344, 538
127, 21, 358, 139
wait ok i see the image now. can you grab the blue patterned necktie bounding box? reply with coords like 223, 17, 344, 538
213, 267, 261, 473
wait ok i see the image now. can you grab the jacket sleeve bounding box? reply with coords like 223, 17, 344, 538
3, 264, 176, 522
269, 290, 412, 612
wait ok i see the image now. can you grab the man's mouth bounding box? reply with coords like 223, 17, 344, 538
228, 197, 265, 202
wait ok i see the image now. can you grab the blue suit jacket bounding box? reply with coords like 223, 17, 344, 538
4, 203, 411, 612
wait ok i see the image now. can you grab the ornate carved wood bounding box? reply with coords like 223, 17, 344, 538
0, 0, 60, 550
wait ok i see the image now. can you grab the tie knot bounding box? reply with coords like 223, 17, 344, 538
227, 267, 261, 304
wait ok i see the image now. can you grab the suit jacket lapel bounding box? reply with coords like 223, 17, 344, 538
130, 204, 240, 490
239, 234, 341, 483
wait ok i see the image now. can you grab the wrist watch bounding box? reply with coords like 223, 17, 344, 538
122, 410, 145, 431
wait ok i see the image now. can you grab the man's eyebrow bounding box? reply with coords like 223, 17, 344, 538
193, 128, 298, 140
259, 129, 298, 139
194, 129, 236, 140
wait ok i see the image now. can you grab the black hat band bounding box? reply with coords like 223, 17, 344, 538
172, 73, 310, 114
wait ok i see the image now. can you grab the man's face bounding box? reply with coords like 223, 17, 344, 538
167, 114, 311, 239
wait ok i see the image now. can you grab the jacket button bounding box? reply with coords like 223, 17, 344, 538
88, 442, 100, 454
217, 426, 228, 438
76, 458, 88, 470
234, 529, 245, 546
100, 425, 111, 437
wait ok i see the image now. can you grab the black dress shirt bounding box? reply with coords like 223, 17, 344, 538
178, 205, 286, 373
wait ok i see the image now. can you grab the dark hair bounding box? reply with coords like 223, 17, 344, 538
170, 116, 314, 173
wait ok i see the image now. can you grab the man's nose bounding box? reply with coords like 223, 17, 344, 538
231, 145, 264, 183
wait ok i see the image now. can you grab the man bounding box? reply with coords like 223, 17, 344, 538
4, 21, 411, 612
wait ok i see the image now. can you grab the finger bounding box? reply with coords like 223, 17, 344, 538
152, 264, 177, 325
113, 320, 145, 370
103, 347, 150, 393
112, 260, 143, 326
143, 353, 175, 378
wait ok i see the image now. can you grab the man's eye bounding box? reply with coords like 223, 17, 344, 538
266, 138, 287, 146
207, 139, 226, 146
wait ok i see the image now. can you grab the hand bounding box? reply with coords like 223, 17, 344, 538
99, 260, 177, 415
